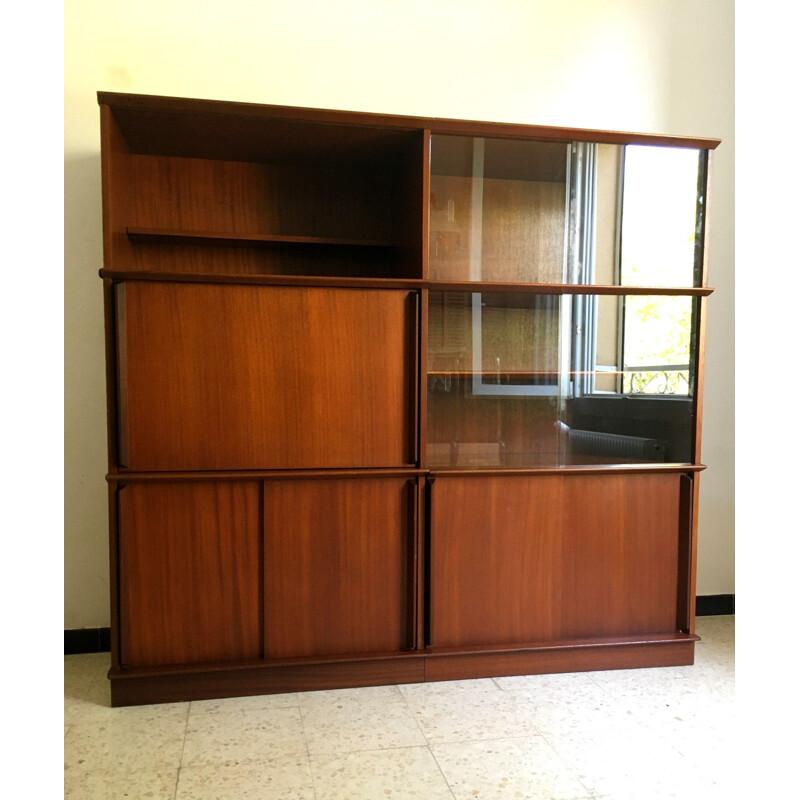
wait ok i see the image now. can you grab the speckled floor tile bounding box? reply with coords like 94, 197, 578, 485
401, 678, 544, 744
583, 664, 692, 686
64, 653, 111, 689
189, 691, 301, 717
492, 672, 629, 735
181, 707, 307, 767
64, 765, 179, 800
598, 673, 733, 730
64, 713, 189, 773
664, 724, 736, 787
432, 736, 592, 800
297, 683, 407, 707
679, 660, 735, 690
175, 757, 315, 799
300, 685, 427, 755
493, 671, 601, 695
398, 678, 501, 702
311, 746, 456, 800
542, 723, 725, 800
65, 678, 189, 726
569, 767, 727, 800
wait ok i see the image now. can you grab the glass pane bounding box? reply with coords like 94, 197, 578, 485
429, 137, 706, 288
621, 295, 693, 394
619, 145, 704, 287
429, 136, 568, 282
427, 291, 696, 468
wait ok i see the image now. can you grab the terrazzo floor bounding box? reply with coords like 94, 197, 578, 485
64, 615, 734, 799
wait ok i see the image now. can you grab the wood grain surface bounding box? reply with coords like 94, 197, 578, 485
262, 477, 414, 658
117, 282, 415, 470
430, 473, 681, 648
118, 481, 262, 667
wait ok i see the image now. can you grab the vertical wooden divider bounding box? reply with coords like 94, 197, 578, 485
689, 473, 702, 634
409, 478, 420, 650
414, 477, 425, 651
421, 130, 431, 281
99, 104, 134, 272
677, 473, 695, 633
417, 133, 430, 650
113, 283, 129, 468
409, 292, 421, 465
423, 477, 435, 648
259, 479, 266, 660
108, 483, 123, 671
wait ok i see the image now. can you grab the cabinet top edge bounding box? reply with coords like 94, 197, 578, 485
96, 91, 721, 150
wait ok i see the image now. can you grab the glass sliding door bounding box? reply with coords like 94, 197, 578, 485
426, 290, 699, 467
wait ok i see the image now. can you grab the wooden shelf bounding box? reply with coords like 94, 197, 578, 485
100, 269, 711, 296
127, 227, 399, 249
99, 268, 424, 290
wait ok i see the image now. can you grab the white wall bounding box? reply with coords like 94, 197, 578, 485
64, 0, 734, 628
667, 1, 735, 596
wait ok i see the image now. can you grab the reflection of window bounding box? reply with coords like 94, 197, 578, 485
470, 293, 563, 397
621, 295, 693, 395
578, 144, 704, 397
618, 145, 702, 396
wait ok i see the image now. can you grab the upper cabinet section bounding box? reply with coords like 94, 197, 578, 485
98, 92, 718, 286
99, 96, 426, 280
428, 135, 709, 289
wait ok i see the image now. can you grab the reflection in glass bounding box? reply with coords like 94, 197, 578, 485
620, 146, 703, 288
621, 295, 693, 395
429, 136, 569, 283
427, 291, 697, 468
429, 136, 706, 288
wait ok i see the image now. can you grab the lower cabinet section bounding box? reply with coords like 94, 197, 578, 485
428, 472, 683, 648
115, 476, 418, 671
109, 470, 696, 706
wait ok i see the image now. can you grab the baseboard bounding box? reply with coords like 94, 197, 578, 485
64, 594, 736, 656
64, 627, 111, 655
695, 594, 735, 616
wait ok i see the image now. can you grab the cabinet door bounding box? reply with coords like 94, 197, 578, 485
429, 473, 681, 648
429, 476, 563, 648
560, 473, 681, 638
116, 282, 415, 470
118, 481, 262, 667
263, 477, 415, 659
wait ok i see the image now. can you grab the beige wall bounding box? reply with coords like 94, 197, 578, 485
64, 0, 734, 627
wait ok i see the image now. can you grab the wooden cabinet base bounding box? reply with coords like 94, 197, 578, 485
424, 635, 697, 683
108, 635, 697, 706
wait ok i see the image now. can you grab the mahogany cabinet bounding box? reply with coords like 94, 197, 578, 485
98, 92, 717, 705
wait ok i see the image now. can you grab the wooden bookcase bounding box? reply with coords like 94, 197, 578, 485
98, 92, 718, 706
